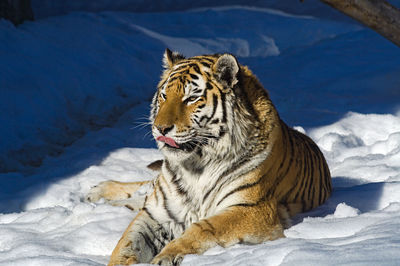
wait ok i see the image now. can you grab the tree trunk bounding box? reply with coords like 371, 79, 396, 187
320, 0, 400, 47
0, 0, 34, 25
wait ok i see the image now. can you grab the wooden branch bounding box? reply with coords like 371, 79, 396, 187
320, 0, 400, 47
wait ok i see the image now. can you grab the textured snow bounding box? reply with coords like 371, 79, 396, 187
1, 3, 400, 266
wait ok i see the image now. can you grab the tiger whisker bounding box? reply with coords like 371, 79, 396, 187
142, 131, 154, 140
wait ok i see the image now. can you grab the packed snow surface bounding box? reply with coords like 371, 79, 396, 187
1, 4, 400, 266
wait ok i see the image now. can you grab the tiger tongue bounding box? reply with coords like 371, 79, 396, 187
156, 136, 180, 148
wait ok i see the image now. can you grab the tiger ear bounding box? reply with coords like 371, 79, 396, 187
213, 54, 239, 88
163, 48, 185, 68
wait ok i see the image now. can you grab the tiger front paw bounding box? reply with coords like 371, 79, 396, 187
151, 252, 184, 266
86, 181, 128, 203
86, 183, 105, 203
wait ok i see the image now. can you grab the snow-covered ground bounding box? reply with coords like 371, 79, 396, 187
1, 109, 400, 265
1, 3, 400, 266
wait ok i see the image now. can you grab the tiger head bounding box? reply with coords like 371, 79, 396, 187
150, 49, 258, 162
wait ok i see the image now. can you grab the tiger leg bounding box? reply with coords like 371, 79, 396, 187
86, 180, 153, 210
108, 208, 169, 266
152, 200, 285, 265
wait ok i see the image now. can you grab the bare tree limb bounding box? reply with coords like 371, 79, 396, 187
319, 0, 400, 47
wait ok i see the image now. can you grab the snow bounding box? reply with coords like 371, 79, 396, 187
1, 3, 400, 266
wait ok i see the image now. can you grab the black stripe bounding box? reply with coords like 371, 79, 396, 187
142, 207, 156, 222
288, 148, 305, 202
217, 178, 262, 207
168, 76, 179, 83
311, 179, 317, 208
320, 185, 326, 205
219, 126, 226, 137
202, 156, 251, 204
193, 64, 201, 74
142, 221, 168, 247
308, 151, 319, 208
275, 125, 296, 195
229, 202, 258, 207
270, 124, 290, 195
277, 124, 289, 171
318, 168, 323, 205
209, 94, 218, 121
203, 219, 216, 232
201, 62, 211, 68
124, 204, 134, 211
192, 223, 203, 230
299, 144, 312, 204
171, 174, 189, 202
199, 220, 216, 236
293, 146, 308, 202
220, 93, 227, 122
158, 79, 168, 90
174, 60, 191, 65
200, 57, 215, 63
159, 183, 179, 223
307, 150, 316, 202
202, 186, 214, 205
318, 152, 330, 199
174, 63, 194, 72
139, 232, 157, 256
315, 151, 327, 203
173, 65, 187, 72
303, 146, 313, 208
189, 73, 199, 80
199, 94, 218, 124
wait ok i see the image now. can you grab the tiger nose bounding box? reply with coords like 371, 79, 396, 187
157, 125, 174, 135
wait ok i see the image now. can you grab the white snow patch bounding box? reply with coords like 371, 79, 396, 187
330, 203, 360, 218
308, 112, 400, 184
292, 126, 306, 134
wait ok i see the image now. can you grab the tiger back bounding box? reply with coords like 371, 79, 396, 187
90, 49, 332, 266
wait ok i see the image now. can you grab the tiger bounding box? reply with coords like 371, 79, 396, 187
86, 48, 332, 265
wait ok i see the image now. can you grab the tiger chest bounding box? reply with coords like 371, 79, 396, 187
163, 167, 224, 227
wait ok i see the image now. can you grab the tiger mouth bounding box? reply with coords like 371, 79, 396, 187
165, 141, 198, 152
157, 137, 199, 152
178, 141, 199, 152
